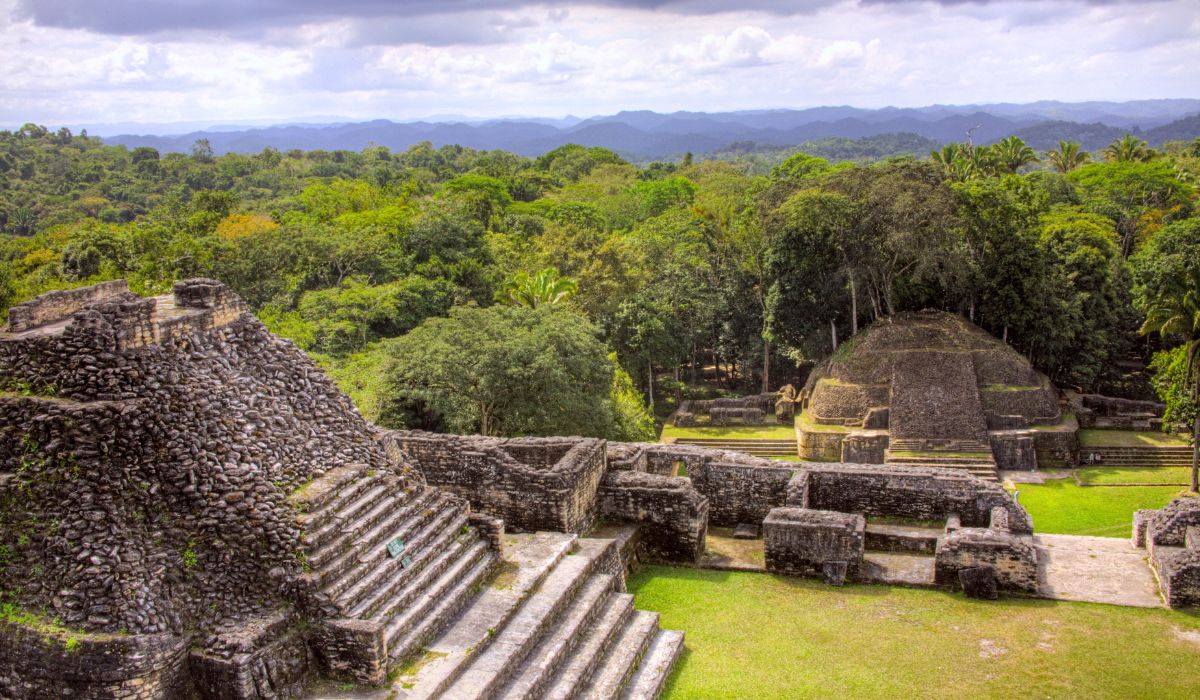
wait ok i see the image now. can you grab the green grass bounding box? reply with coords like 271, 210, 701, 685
660, 423, 797, 441
1012, 479, 1185, 537
628, 566, 1200, 700
1077, 467, 1195, 486
768, 455, 803, 462
1078, 429, 1190, 448
796, 411, 849, 433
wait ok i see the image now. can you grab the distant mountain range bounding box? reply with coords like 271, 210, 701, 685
100, 100, 1200, 161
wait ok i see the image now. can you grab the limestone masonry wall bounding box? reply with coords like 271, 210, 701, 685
795, 464, 1032, 533
382, 431, 606, 533
597, 470, 708, 561
4, 279, 129, 332
0, 621, 192, 699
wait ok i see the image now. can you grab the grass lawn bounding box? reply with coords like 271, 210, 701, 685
629, 566, 1200, 700
1077, 467, 1195, 486
659, 422, 797, 441
1078, 429, 1190, 448
1012, 479, 1184, 537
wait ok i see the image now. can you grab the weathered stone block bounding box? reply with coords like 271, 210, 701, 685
764, 507, 865, 580
935, 528, 1037, 593
311, 618, 386, 686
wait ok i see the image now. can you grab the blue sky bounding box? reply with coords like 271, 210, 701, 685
2, 0, 1198, 128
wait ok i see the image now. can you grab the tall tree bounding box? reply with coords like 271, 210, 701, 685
1132, 218, 1200, 491
993, 136, 1039, 174
1103, 134, 1152, 163
1045, 140, 1091, 173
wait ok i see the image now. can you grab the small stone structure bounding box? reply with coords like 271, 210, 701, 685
671, 393, 776, 427
764, 509, 865, 582
1074, 393, 1166, 431
1134, 498, 1200, 608
382, 431, 608, 533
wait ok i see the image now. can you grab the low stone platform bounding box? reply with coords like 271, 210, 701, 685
1034, 534, 1163, 608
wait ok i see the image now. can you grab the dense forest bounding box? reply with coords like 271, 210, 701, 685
2, 123, 1199, 440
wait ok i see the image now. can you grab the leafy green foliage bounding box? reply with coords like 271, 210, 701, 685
379, 305, 616, 437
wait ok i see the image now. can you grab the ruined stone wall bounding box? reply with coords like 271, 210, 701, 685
0, 621, 192, 699
383, 431, 606, 533
989, 433, 1036, 471
795, 464, 1032, 533
597, 470, 708, 562
1134, 499, 1200, 608
3, 279, 130, 332
687, 461, 794, 527
189, 610, 315, 700
798, 430, 844, 461
889, 350, 989, 442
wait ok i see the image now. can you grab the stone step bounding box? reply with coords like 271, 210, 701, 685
388, 533, 576, 673
334, 503, 468, 615
318, 493, 460, 603
305, 480, 420, 564
312, 486, 442, 586
302, 479, 394, 550
493, 575, 617, 700
355, 522, 480, 623
291, 464, 367, 514
385, 540, 500, 664
297, 469, 381, 529
308, 485, 437, 572
578, 610, 661, 700
434, 554, 615, 700
540, 593, 635, 700
621, 629, 685, 700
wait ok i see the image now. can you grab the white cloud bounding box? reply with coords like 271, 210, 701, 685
0, 0, 1196, 126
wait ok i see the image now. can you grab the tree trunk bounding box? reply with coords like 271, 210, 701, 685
674, 365, 683, 403
831, 319, 838, 353
647, 365, 655, 411
761, 338, 770, 393
849, 275, 858, 336
1192, 411, 1199, 493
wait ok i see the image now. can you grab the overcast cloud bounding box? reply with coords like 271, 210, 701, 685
1, 0, 1196, 128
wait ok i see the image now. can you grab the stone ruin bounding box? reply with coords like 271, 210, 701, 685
1134, 498, 1200, 607
0, 280, 689, 699
798, 310, 1078, 478
1074, 393, 1167, 431
671, 393, 776, 427
13, 280, 1160, 698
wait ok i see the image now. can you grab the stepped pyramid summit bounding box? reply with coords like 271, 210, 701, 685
799, 311, 1076, 479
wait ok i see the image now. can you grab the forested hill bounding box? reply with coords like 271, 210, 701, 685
100, 100, 1200, 161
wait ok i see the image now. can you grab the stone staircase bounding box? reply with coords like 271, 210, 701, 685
670, 437, 798, 457
1080, 445, 1195, 467
293, 464, 502, 674
395, 532, 683, 700
293, 469, 683, 699
885, 438, 998, 481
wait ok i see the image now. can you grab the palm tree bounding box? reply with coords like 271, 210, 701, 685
1045, 140, 1091, 173
1140, 268, 1200, 492
993, 136, 1039, 174
930, 144, 977, 181
1103, 134, 1152, 163
501, 267, 578, 308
